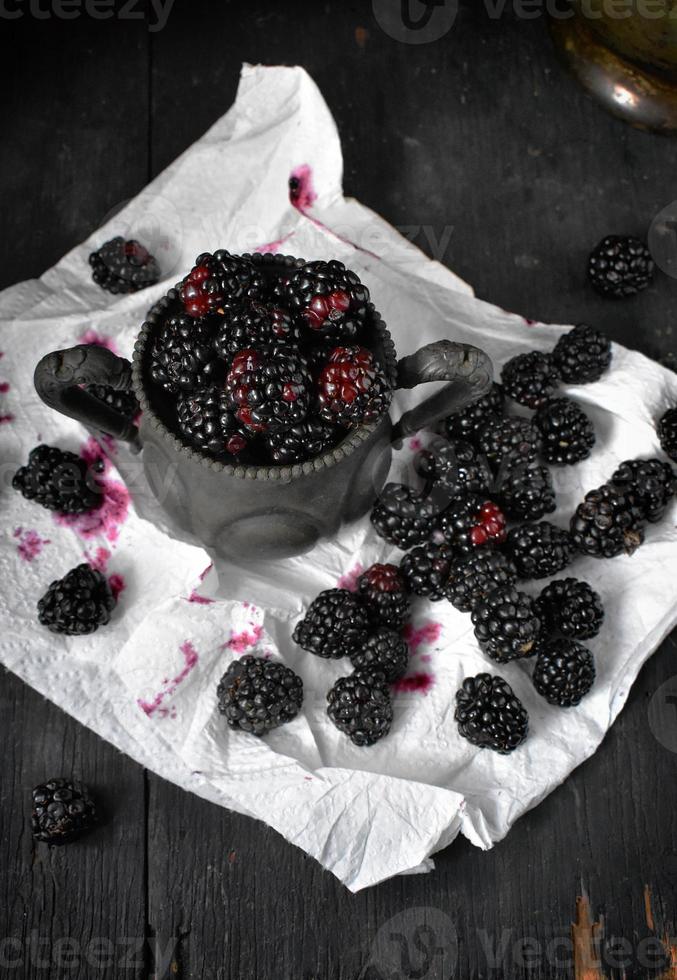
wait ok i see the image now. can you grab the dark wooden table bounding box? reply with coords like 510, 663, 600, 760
2, 3, 677, 977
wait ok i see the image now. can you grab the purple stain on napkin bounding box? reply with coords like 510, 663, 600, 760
78, 327, 118, 354
392, 672, 435, 695
289, 164, 317, 212
14, 528, 50, 562
403, 621, 442, 653
337, 562, 364, 592
54, 439, 130, 543
138, 640, 199, 718
224, 624, 264, 653
256, 232, 295, 254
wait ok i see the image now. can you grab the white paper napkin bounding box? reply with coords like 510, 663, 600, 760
1, 64, 676, 891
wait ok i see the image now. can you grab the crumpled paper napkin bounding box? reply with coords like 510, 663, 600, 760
1, 64, 676, 892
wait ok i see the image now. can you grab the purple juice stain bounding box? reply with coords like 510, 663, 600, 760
138, 640, 199, 718
0, 382, 9, 394
15, 528, 50, 562
289, 165, 317, 212
403, 621, 442, 653
78, 328, 118, 354
336, 562, 364, 592
87, 546, 111, 573
109, 573, 125, 601
392, 672, 435, 695
54, 481, 130, 544
224, 623, 264, 654
255, 232, 295, 254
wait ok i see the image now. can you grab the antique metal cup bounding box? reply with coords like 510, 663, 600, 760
34, 261, 492, 563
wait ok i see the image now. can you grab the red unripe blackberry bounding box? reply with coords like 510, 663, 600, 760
436, 495, 507, 553
225, 347, 313, 433
180, 250, 263, 318
317, 345, 392, 428
284, 259, 370, 340
357, 564, 410, 629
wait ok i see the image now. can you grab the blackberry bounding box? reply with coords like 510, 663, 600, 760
292, 589, 370, 659
506, 522, 574, 579
317, 345, 392, 428
455, 673, 528, 753
501, 351, 560, 409
349, 628, 409, 682
216, 655, 303, 735
149, 315, 218, 393
357, 564, 410, 630
496, 461, 556, 521
611, 457, 676, 523
533, 397, 595, 465
176, 387, 249, 457
658, 407, 677, 463
213, 300, 301, 358
225, 347, 312, 433
436, 495, 507, 553
370, 483, 438, 549
32, 778, 98, 844
471, 585, 542, 662
180, 250, 264, 318
535, 578, 604, 640
38, 564, 116, 635
476, 416, 542, 473
588, 235, 654, 298
414, 439, 491, 502
570, 484, 645, 558
327, 670, 393, 746
399, 542, 455, 600
552, 323, 612, 384
441, 382, 505, 442
283, 259, 370, 340
532, 638, 596, 707
89, 237, 159, 295
13, 444, 101, 514
265, 418, 338, 464
445, 550, 518, 613
84, 383, 140, 422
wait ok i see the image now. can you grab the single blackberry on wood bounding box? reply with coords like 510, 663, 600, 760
471, 585, 542, 663
496, 461, 556, 521
225, 347, 312, 433
370, 483, 439, 549
292, 589, 370, 660
441, 383, 505, 442
588, 235, 654, 298
455, 673, 528, 753
264, 418, 338, 464
611, 458, 676, 524
501, 351, 560, 409
13, 445, 101, 515
217, 655, 303, 735
532, 638, 596, 707
283, 259, 370, 340
533, 397, 595, 465
445, 550, 518, 613
357, 564, 410, 630
89, 237, 159, 294
476, 416, 542, 473
436, 495, 507, 553
349, 628, 409, 682
38, 564, 116, 635
570, 484, 646, 558
317, 345, 392, 428
399, 542, 455, 600
150, 314, 218, 393
180, 250, 264, 318
535, 578, 604, 640
506, 522, 574, 579
658, 407, 677, 463
176, 387, 249, 457
552, 323, 612, 384
32, 778, 98, 844
213, 301, 301, 357
327, 671, 393, 746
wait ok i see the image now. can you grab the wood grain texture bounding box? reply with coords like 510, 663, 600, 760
1, 1, 677, 978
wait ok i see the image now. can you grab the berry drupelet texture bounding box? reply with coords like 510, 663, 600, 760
399, 542, 455, 600
150, 315, 218, 393
176, 387, 249, 457
13, 445, 102, 515
657, 407, 677, 463
32, 778, 98, 844
436, 495, 507, 552
357, 564, 410, 630
506, 522, 574, 579
213, 301, 300, 358
441, 383, 505, 442
496, 461, 556, 521
532, 638, 596, 707
471, 585, 542, 663
349, 628, 409, 682
84, 383, 140, 422
283, 259, 370, 340
292, 589, 370, 660
476, 416, 542, 473
37, 564, 116, 636
501, 351, 560, 409
265, 419, 338, 465
445, 550, 518, 613
552, 323, 612, 384
317, 345, 392, 428
533, 397, 596, 465
327, 671, 393, 746
225, 347, 313, 433
570, 484, 646, 558
414, 439, 491, 502
370, 483, 439, 549
89, 237, 159, 294
535, 578, 604, 640
217, 655, 303, 735
455, 673, 528, 754
180, 250, 264, 318
611, 458, 676, 524
588, 235, 654, 298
